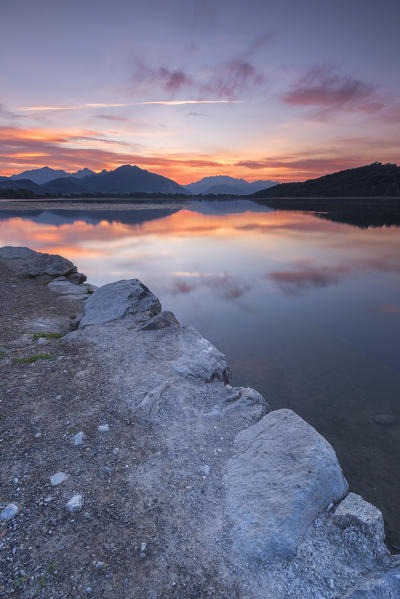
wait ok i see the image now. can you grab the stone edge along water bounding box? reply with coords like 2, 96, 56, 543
1, 245, 399, 599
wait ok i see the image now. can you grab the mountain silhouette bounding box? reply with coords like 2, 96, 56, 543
185, 175, 277, 195
10, 166, 96, 185
1, 164, 186, 195
78, 165, 185, 194
254, 163, 400, 198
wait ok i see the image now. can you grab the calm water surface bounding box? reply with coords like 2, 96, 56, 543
1, 200, 399, 547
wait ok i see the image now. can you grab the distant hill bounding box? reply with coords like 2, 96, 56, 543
10, 167, 96, 185
0, 164, 186, 195
254, 163, 400, 198
185, 176, 278, 195
40, 177, 88, 195
0, 178, 41, 193
78, 165, 185, 194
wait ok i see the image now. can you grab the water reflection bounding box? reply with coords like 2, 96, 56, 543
0, 200, 400, 548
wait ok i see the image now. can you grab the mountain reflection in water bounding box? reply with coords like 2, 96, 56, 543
1, 199, 399, 549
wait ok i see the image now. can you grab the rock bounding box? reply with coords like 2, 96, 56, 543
69, 271, 87, 284
95, 561, 105, 570
137, 310, 180, 331
223, 386, 270, 427
0, 246, 77, 278
373, 414, 396, 426
334, 493, 385, 542
66, 494, 83, 512
343, 567, 400, 598
50, 471, 69, 486
0, 503, 18, 520
48, 280, 88, 299
83, 283, 98, 293
79, 279, 161, 328
173, 326, 231, 384
199, 465, 210, 476
73, 431, 85, 446
224, 408, 348, 562
25, 315, 72, 335
98, 424, 109, 432
10, 333, 34, 347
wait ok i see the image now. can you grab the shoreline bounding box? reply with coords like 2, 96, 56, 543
0, 246, 399, 598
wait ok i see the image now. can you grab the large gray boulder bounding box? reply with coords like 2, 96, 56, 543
79, 279, 161, 328
224, 408, 348, 562
0, 246, 84, 279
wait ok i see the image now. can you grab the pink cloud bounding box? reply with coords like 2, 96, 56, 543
169, 273, 250, 300
158, 67, 193, 92
130, 34, 272, 100
282, 65, 383, 116
269, 264, 350, 294
201, 59, 264, 98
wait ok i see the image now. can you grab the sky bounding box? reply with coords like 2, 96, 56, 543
1, 0, 399, 183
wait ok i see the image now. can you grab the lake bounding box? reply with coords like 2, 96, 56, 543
1, 199, 399, 548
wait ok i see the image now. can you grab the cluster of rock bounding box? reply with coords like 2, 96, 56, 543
0, 246, 399, 598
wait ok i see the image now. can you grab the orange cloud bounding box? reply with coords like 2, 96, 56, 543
0, 125, 225, 180
1, 124, 398, 184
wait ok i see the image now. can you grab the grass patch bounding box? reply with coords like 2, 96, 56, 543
0, 350, 7, 357
13, 354, 51, 365
32, 332, 62, 340
22, 273, 35, 279
35, 562, 58, 595
87, 288, 94, 294
12, 575, 27, 589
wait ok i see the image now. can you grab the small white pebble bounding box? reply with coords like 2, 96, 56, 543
34, 432, 42, 438
112, 447, 119, 455
199, 465, 210, 476
0, 503, 18, 520
56, 395, 62, 400
66, 494, 83, 512
98, 424, 109, 432
73, 431, 85, 446
95, 561, 105, 570
140, 542, 147, 552
13, 478, 18, 484
50, 471, 69, 486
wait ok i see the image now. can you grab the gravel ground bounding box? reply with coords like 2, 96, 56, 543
0, 263, 234, 598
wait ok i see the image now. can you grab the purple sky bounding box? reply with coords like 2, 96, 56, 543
1, 0, 399, 182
